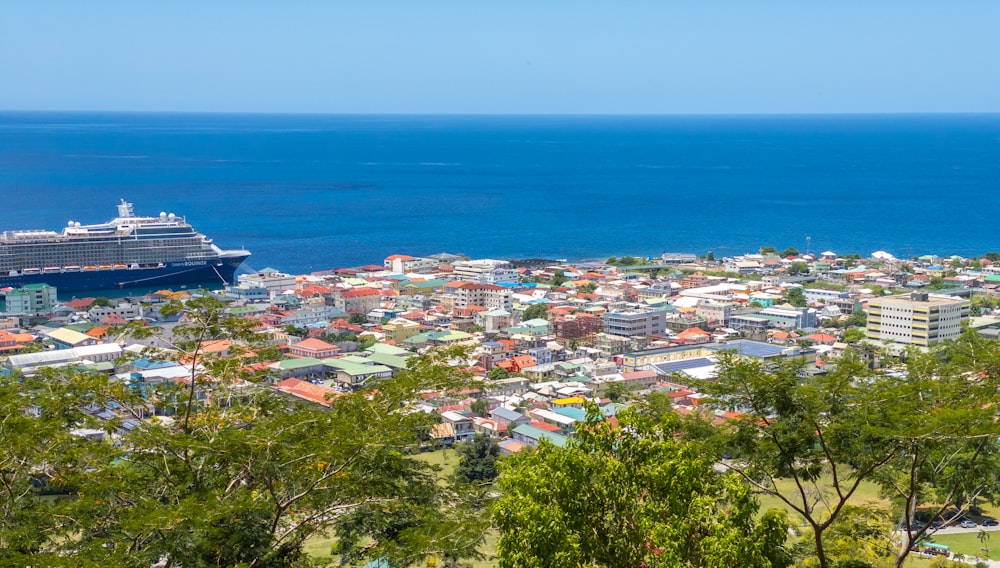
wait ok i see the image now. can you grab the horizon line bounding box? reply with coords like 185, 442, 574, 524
2, 109, 1000, 118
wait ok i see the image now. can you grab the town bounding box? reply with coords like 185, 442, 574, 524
3, 248, 999, 566
1, 248, 993, 445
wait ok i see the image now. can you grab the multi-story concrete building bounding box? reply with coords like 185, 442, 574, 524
866, 292, 969, 346
756, 306, 817, 330
451, 283, 513, 311
332, 288, 382, 315
237, 268, 297, 298
803, 288, 850, 303
451, 259, 520, 286
383, 254, 441, 274
603, 309, 667, 338
695, 301, 732, 327
3, 283, 57, 314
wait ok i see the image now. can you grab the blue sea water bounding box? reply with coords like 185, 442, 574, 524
0, 112, 998, 276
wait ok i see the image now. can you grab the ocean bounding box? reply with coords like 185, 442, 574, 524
1, 112, 998, 276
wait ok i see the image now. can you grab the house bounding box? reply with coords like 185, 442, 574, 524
42, 327, 99, 349
275, 378, 339, 407
440, 411, 476, 442
511, 423, 569, 448
489, 406, 531, 429
289, 338, 340, 358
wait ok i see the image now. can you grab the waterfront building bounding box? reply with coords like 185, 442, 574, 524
3, 283, 57, 314
451, 259, 520, 286
383, 254, 441, 274
866, 292, 969, 346
237, 268, 296, 298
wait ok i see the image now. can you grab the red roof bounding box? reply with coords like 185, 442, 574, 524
385, 254, 416, 261
276, 379, 339, 407
293, 337, 337, 351
530, 420, 562, 433
341, 288, 381, 298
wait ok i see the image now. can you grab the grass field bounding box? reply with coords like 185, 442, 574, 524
302, 448, 499, 567
753, 471, 890, 526
919, 531, 998, 561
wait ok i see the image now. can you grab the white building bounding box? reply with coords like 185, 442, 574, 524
452, 259, 520, 286
383, 254, 440, 274
866, 292, 969, 346
452, 283, 513, 311
237, 268, 297, 298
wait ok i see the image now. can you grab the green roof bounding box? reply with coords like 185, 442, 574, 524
365, 352, 412, 370
512, 424, 569, 447
402, 279, 447, 289
271, 357, 323, 370
323, 359, 393, 376
366, 343, 411, 356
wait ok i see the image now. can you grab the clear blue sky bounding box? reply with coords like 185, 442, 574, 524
2, 1, 999, 114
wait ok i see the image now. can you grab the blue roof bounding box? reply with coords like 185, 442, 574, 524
708, 340, 787, 359
553, 406, 588, 421
491, 407, 526, 422
653, 356, 716, 374
131, 358, 177, 370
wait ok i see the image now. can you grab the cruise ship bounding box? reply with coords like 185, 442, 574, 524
0, 200, 250, 292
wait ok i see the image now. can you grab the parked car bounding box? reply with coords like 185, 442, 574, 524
982, 518, 999, 527
960, 520, 979, 528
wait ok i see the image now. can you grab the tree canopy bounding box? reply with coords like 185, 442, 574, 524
0, 297, 485, 568
699, 334, 1000, 568
493, 408, 791, 568
521, 303, 549, 322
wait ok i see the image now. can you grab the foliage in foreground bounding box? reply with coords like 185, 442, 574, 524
700, 330, 1000, 568
492, 408, 792, 568
0, 297, 485, 568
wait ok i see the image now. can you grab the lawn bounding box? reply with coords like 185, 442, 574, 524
919, 531, 999, 561
412, 447, 460, 480
752, 471, 889, 527
302, 448, 501, 567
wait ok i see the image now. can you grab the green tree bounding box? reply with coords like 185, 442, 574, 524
487, 366, 510, 380
781, 248, 800, 258
357, 334, 378, 349
91, 296, 114, 307
985, 252, 1000, 262
841, 328, 867, 343
455, 434, 500, 484
785, 287, 807, 307
602, 381, 632, 403
2, 298, 487, 568
348, 313, 367, 325
699, 337, 1000, 568
605, 256, 619, 265
787, 261, 809, 275
550, 270, 567, 287
576, 282, 596, 294
521, 303, 549, 322
760, 246, 778, 255
493, 408, 792, 568
619, 255, 640, 266
469, 398, 489, 418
